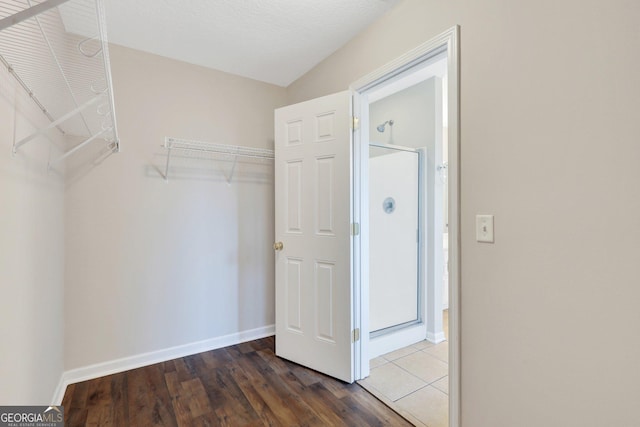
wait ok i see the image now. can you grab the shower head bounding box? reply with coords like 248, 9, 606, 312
376, 119, 394, 132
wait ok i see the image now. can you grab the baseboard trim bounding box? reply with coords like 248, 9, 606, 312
426, 330, 446, 344
52, 324, 275, 405
51, 371, 66, 406
369, 324, 427, 359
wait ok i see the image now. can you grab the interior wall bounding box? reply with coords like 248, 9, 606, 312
288, 1, 640, 426
369, 80, 435, 149
64, 45, 287, 371
0, 70, 65, 403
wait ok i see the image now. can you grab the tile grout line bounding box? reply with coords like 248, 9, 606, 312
396, 382, 449, 403
361, 365, 427, 403
390, 353, 449, 386
420, 343, 450, 365
391, 382, 430, 402
382, 347, 421, 363
392, 358, 448, 390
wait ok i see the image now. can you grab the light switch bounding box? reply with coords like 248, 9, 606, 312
476, 215, 494, 243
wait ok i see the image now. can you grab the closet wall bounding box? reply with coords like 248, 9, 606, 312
64, 45, 287, 371
0, 70, 65, 403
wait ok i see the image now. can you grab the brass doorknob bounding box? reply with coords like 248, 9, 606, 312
273, 241, 284, 251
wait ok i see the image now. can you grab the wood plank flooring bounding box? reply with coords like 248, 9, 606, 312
62, 336, 412, 426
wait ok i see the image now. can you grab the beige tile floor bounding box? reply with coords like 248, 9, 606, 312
358, 310, 449, 427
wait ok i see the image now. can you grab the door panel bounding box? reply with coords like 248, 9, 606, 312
286, 258, 303, 332
286, 161, 303, 232
274, 91, 353, 383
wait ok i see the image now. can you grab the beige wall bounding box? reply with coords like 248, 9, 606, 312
0, 68, 65, 404
64, 45, 287, 370
289, 1, 640, 426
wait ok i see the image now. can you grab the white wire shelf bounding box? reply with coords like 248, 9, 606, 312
0, 0, 119, 169
163, 137, 274, 183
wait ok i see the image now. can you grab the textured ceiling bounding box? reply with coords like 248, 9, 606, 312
100, 0, 402, 87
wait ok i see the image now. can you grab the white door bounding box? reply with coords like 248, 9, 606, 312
274, 91, 354, 383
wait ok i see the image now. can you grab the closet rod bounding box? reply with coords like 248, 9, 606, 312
0, 0, 70, 31
96, 0, 119, 152
0, 53, 64, 134
27, 0, 93, 137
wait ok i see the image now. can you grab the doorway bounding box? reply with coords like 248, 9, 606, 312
365, 64, 447, 361
273, 25, 460, 427
351, 26, 460, 427
357, 55, 449, 427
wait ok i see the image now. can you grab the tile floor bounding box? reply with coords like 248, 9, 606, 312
358, 310, 449, 427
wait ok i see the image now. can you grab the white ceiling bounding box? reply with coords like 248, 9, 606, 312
100, 0, 402, 87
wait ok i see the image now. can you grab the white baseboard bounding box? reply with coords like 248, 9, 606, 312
51, 372, 67, 406
52, 324, 275, 405
426, 330, 446, 344
369, 324, 427, 359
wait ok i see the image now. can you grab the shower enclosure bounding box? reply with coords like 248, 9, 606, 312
369, 143, 423, 338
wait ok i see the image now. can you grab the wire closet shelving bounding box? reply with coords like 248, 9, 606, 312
0, 0, 119, 169
163, 137, 274, 183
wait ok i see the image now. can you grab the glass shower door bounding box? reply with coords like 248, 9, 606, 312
369, 143, 421, 335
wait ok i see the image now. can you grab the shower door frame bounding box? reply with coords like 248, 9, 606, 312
368, 142, 425, 340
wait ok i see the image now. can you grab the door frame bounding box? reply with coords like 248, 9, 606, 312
350, 26, 460, 427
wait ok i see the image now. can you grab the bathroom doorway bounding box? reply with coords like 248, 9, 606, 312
366, 54, 448, 358
353, 38, 455, 426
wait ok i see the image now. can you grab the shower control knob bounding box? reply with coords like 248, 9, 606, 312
273, 241, 284, 251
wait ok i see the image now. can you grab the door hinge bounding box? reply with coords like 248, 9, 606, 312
352, 116, 360, 130
352, 328, 360, 343
351, 222, 360, 236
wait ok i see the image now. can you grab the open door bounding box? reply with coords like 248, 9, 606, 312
274, 91, 354, 383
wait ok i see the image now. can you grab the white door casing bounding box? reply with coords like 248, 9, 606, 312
351, 25, 460, 426
274, 91, 354, 383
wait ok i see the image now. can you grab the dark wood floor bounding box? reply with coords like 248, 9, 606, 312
62, 336, 412, 426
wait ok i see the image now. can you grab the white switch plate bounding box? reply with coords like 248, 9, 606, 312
476, 215, 494, 243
